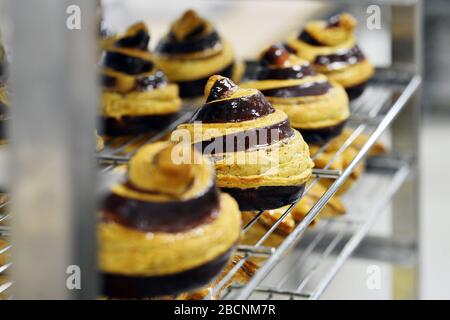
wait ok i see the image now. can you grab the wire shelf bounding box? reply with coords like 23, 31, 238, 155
1, 70, 420, 300
94, 70, 420, 300
226, 157, 411, 299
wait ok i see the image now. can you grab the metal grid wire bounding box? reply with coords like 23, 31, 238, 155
0, 199, 11, 300
0, 71, 420, 300
225, 157, 410, 299
96, 71, 420, 300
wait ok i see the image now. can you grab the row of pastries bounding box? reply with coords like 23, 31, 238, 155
97, 10, 383, 300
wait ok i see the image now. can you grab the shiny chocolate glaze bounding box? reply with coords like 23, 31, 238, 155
195, 118, 293, 154
260, 81, 332, 98
101, 67, 167, 93
176, 62, 234, 98
192, 92, 274, 124
298, 30, 323, 46
206, 77, 237, 102
115, 29, 150, 50
101, 182, 220, 233
222, 183, 306, 211
104, 51, 153, 75
156, 30, 221, 55
256, 64, 315, 81
313, 46, 365, 67
101, 113, 178, 136
101, 246, 234, 299
345, 81, 367, 100
297, 120, 347, 146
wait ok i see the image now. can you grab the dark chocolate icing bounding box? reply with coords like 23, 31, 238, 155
195, 118, 294, 154
115, 29, 150, 50
260, 81, 332, 98
102, 245, 234, 298
100, 112, 178, 136
176, 62, 234, 98
192, 92, 275, 124
156, 30, 221, 55
206, 77, 238, 102
255, 44, 316, 81
103, 51, 153, 75
256, 64, 315, 80
101, 181, 220, 233
298, 30, 323, 46
314, 46, 365, 67
298, 120, 346, 145
222, 183, 306, 211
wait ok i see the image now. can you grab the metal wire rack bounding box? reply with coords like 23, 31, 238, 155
93, 69, 421, 300
0, 73, 420, 301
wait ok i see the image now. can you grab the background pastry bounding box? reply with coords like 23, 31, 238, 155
100, 22, 181, 136
310, 128, 387, 195
99, 142, 241, 298
243, 44, 349, 145
287, 13, 374, 100
155, 10, 243, 98
174, 75, 314, 211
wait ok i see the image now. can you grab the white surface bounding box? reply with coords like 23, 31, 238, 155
420, 116, 450, 299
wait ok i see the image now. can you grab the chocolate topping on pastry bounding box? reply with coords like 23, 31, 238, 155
175, 76, 313, 211
99, 142, 241, 298
287, 13, 374, 97
102, 22, 168, 92
157, 10, 219, 55
100, 22, 181, 135
155, 10, 243, 98
242, 46, 349, 144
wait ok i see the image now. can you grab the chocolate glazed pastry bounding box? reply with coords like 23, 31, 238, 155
287, 13, 374, 100
99, 142, 241, 299
155, 10, 244, 98
174, 75, 314, 211
242, 44, 350, 145
100, 22, 182, 136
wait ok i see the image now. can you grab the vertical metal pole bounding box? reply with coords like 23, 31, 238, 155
10, 0, 98, 299
390, 0, 423, 299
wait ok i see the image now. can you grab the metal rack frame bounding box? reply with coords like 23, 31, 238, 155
1, 0, 422, 300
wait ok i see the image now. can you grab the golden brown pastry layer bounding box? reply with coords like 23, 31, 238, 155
99, 192, 240, 277
100, 22, 181, 120
155, 10, 242, 97
99, 142, 241, 279
173, 76, 314, 190
242, 44, 349, 130
287, 13, 374, 89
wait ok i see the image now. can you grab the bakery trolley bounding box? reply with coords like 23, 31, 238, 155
0, 0, 422, 299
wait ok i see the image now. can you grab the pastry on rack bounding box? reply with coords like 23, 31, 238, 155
240, 185, 345, 247
287, 13, 374, 100
98, 141, 241, 298
155, 10, 243, 98
178, 256, 258, 300
327, 128, 387, 156
174, 75, 314, 211
100, 22, 182, 136
310, 144, 364, 195
242, 44, 349, 145
309, 128, 386, 195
